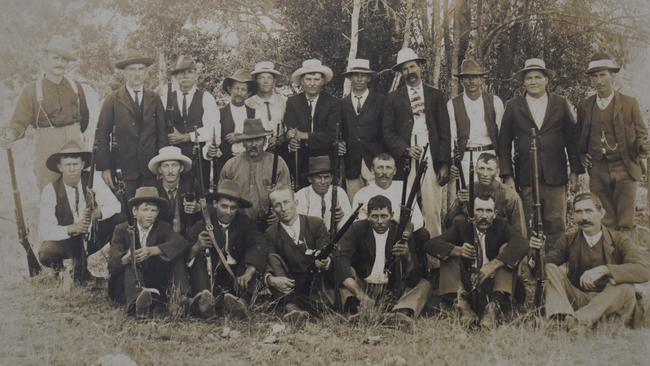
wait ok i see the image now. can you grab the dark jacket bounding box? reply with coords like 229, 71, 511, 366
341, 91, 386, 179
424, 216, 528, 270
546, 227, 649, 289
154, 176, 202, 236
96, 86, 168, 180
382, 84, 452, 178
576, 92, 648, 181
498, 93, 580, 186
284, 92, 341, 157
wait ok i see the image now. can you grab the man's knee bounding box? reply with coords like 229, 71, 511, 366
545, 263, 565, 278
38, 241, 65, 267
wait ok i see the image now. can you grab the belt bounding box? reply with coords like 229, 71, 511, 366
35, 120, 78, 129
465, 144, 494, 152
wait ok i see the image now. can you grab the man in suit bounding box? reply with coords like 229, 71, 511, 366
530, 192, 649, 331
108, 187, 191, 317
285, 59, 341, 189
425, 194, 529, 329
498, 58, 581, 246
576, 52, 650, 238
96, 50, 168, 198
340, 59, 386, 201
335, 195, 432, 325
185, 180, 268, 319
383, 48, 451, 237
264, 185, 334, 323
148, 146, 201, 236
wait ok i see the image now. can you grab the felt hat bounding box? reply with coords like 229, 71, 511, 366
251, 61, 282, 77
392, 48, 426, 72
42, 36, 78, 61
170, 55, 197, 75
239, 119, 272, 140
291, 59, 334, 85
222, 69, 257, 95
585, 52, 620, 74
147, 146, 193, 174
46, 140, 92, 173
114, 49, 154, 70
343, 59, 376, 76
454, 59, 488, 77
306, 155, 333, 176
205, 179, 253, 208
514, 58, 555, 80
128, 186, 169, 210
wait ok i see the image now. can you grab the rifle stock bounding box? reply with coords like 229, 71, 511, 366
165, 79, 175, 133
530, 128, 546, 309
114, 169, 142, 289
308, 203, 362, 273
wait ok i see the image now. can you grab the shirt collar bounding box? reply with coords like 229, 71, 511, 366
178, 85, 197, 96
280, 216, 301, 240
126, 84, 143, 98
137, 223, 153, 236
582, 230, 603, 248
351, 89, 369, 100
230, 102, 246, 111
463, 92, 483, 105
596, 92, 614, 108
525, 93, 548, 104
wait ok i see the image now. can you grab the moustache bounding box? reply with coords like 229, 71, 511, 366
477, 218, 490, 225
407, 73, 418, 79
577, 219, 593, 226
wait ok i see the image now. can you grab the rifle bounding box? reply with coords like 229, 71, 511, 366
530, 128, 545, 309
453, 139, 467, 190
193, 127, 239, 292
114, 169, 141, 289
6, 148, 41, 277
79, 138, 99, 281
165, 78, 175, 133
390, 145, 429, 296
210, 126, 219, 192
264, 122, 287, 228
329, 119, 342, 243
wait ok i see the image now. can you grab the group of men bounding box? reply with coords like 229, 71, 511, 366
1, 36, 648, 331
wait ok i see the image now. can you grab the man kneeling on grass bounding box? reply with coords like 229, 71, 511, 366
530, 192, 649, 332
108, 187, 191, 317
335, 195, 432, 326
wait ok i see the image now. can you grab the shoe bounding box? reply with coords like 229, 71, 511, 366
480, 301, 499, 330
223, 293, 249, 319
282, 305, 310, 326
454, 298, 479, 326
191, 290, 216, 318
135, 289, 153, 318
382, 311, 414, 328
343, 296, 360, 314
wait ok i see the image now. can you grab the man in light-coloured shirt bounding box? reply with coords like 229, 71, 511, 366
246, 61, 287, 134
296, 156, 352, 231
38, 141, 123, 282
352, 153, 424, 230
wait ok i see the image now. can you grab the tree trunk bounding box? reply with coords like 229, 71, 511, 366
343, 0, 362, 95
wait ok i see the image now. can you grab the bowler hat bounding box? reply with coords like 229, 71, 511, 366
42, 36, 78, 61
454, 59, 488, 77
205, 180, 253, 208
147, 146, 193, 174
222, 69, 257, 95
585, 52, 620, 74
46, 140, 92, 173
240, 119, 271, 141
291, 59, 334, 85
343, 59, 376, 76
170, 55, 196, 75
392, 48, 426, 72
128, 186, 169, 210
514, 58, 555, 80
115, 49, 154, 70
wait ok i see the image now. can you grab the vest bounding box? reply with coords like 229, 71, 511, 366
452, 93, 498, 154
35, 77, 90, 131
53, 172, 90, 226
172, 89, 205, 157
587, 101, 619, 161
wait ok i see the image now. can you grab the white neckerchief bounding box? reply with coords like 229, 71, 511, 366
596, 92, 614, 110
365, 229, 389, 284
281, 216, 302, 245
582, 230, 603, 248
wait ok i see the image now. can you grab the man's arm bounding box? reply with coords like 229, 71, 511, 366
243, 221, 269, 275
93, 171, 121, 221
308, 96, 339, 150
154, 98, 169, 150
494, 222, 529, 269
193, 92, 221, 144
423, 223, 463, 259
629, 97, 649, 155
5, 84, 36, 142
108, 224, 128, 276
498, 100, 515, 179
37, 185, 71, 242
95, 94, 115, 172
433, 90, 452, 166
562, 97, 582, 175
382, 96, 409, 159
607, 232, 650, 284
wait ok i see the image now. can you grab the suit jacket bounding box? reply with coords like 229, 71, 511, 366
546, 227, 649, 289
577, 92, 648, 180
284, 91, 341, 156
265, 215, 329, 279
498, 93, 580, 186
382, 84, 452, 177
96, 86, 168, 180
334, 220, 423, 288
154, 176, 201, 236
218, 103, 255, 161
424, 216, 528, 270
341, 91, 386, 178
186, 211, 268, 274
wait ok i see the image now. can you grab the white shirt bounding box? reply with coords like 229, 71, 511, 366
409, 83, 428, 138
352, 181, 424, 230
583, 231, 603, 248
350, 89, 370, 114
596, 93, 614, 110
230, 103, 249, 155
306, 94, 320, 120
137, 223, 152, 247
525, 93, 548, 129
246, 93, 288, 132
365, 230, 389, 284
296, 185, 352, 231
161, 85, 221, 145
39, 171, 122, 242
448, 93, 505, 147
125, 85, 143, 107
477, 231, 489, 266
280, 217, 302, 245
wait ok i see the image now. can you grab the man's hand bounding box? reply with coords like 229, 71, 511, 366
529, 235, 545, 250
266, 210, 279, 226
191, 231, 213, 255
336, 141, 347, 156
315, 257, 331, 271
451, 243, 476, 260
68, 216, 91, 236
407, 145, 423, 160
295, 130, 309, 141
391, 240, 410, 259
268, 276, 295, 294
120, 249, 133, 266
167, 129, 190, 145
225, 132, 243, 144
237, 266, 256, 288
101, 170, 114, 190
134, 246, 162, 263
581, 153, 593, 170
639, 137, 650, 157
334, 206, 345, 222
450, 164, 460, 181
502, 176, 515, 190
206, 143, 222, 159
0, 130, 16, 150
437, 164, 450, 186
569, 173, 579, 194
580, 265, 610, 290
457, 188, 469, 203
183, 200, 199, 214
477, 259, 503, 285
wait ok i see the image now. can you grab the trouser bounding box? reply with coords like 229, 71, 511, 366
189, 253, 258, 303
544, 263, 637, 327
520, 183, 566, 248
34, 124, 83, 191
408, 149, 443, 237
346, 159, 374, 202
589, 159, 637, 236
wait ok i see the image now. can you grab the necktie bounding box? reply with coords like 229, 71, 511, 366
355, 95, 363, 115
409, 88, 424, 117
134, 90, 141, 111
321, 197, 327, 219
264, 101, 272, 121
307, 99, 314, 132
73, 185, 80, 216
182, 92, 188, 120
167, 189, 177, 212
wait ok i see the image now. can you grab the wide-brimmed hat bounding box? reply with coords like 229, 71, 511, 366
291, 59, 334, 85
392, 48, 426, 72
147, 146, 193, 174
46, 140, 92, 173
251, 61, 282, 77
42, 36, 78, 61
128, 186, 169, 209
222, 69, 257, 95
305, 155, 333, 176
171, 55, 196, 75
343, 59, 376, 77
454, 59, 488, 77
240, 118, 272, 141
205, 179, 253, 208
514, 58, 555, 80
585, 52, 620, 74
114, 49, 155, 70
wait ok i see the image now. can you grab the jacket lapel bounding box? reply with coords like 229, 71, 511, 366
539, 94, 555, 132
582, 94, 597, 144
313, 92, 325, 123
601, 227, 616, 264
146, 222, 159, 248
611, 92, 626, 148
142, 89, 156, 117
360, 91, 374, 115
518, 96, 539, 131
117, 86, 137, 118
